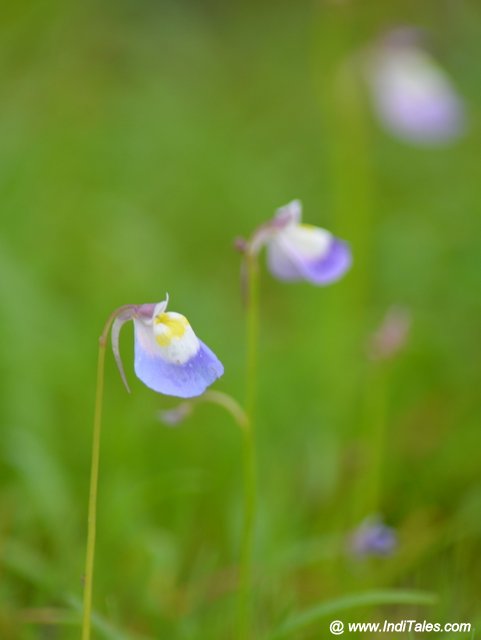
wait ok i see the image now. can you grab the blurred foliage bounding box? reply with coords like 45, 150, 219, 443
0, 0, 480, 638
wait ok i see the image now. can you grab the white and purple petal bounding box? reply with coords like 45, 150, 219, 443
134, 333, 224, 398
133, 310, 223, 398
267, 225, 352, 285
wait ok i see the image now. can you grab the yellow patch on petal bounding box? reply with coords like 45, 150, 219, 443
299, 223, 316, 232
154, 313, 189, 347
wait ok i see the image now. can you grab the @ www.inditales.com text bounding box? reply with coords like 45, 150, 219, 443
329, 619, 472, 635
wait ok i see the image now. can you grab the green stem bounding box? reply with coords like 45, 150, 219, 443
198, 390, 249, 431
238, 251, 259, 640
362, 363, 389, 517
82, 309, 126, 640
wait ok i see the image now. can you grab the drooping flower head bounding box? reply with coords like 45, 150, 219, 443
348, 515, 398, 558
239, 200, 351, 285
111, 295, 224, 398
365, 27, 466, 144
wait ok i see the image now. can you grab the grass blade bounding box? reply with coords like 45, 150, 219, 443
269, 589, 437, 639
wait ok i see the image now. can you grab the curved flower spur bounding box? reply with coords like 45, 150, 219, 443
238, 200, 352, 285
111, 295, 224, 398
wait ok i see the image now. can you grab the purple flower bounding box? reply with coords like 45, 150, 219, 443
366, 28, 465, 144
111, 295, 224, 398
158, 402, 193, 427
244, 200, 351, 285
349, 516, 397, 558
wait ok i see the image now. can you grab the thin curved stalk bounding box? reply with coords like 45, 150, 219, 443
238, 251, 259, 640
198, 390, 249, 431
81, 308, 130, 640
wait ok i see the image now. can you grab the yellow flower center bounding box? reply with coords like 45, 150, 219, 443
154, 312, 189, 347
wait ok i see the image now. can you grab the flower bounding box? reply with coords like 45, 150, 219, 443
243, 200, 351, 285
348, 516, 397, 558
158, 402, 193, 427
367, 306, 412, 362
111, 295, 224, 398
365, 27, 465, 144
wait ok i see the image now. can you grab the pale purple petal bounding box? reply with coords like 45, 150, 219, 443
368, 32, 466, 144
268, 234, 352, 285
299, 238, 352, 284
374, 76, 464, 142
267, 238, 302, 281
134, 331, 224, 398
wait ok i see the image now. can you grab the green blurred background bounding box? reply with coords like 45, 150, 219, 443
1, 0, 480, 638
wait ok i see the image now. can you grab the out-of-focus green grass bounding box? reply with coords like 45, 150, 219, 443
1, 1, 481, 638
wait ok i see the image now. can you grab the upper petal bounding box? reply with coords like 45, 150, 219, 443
273, 200, 303, 226
249, 200, 303, 255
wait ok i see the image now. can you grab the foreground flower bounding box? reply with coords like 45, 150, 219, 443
348, 516, 397, 558
82, 297, 223, 640
365, 27, 465, 144
111, 295, 224, 398
239, 200, 351, 285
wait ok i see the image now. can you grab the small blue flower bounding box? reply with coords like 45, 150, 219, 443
366, 28, 465, 144
246, 200, 351, 285
349, 516, 397, 558
111, 295, 224, 398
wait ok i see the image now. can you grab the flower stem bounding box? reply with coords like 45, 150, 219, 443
238, 252, 259, 639
82, 309, 127, 640
198, 390, 249, 431
362, 363, 389, 517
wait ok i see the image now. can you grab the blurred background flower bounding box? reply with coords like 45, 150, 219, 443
367, 306, 411, 361
364, 27, 466, 144
243, 199, 352, 285
349, 515, 398, 558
